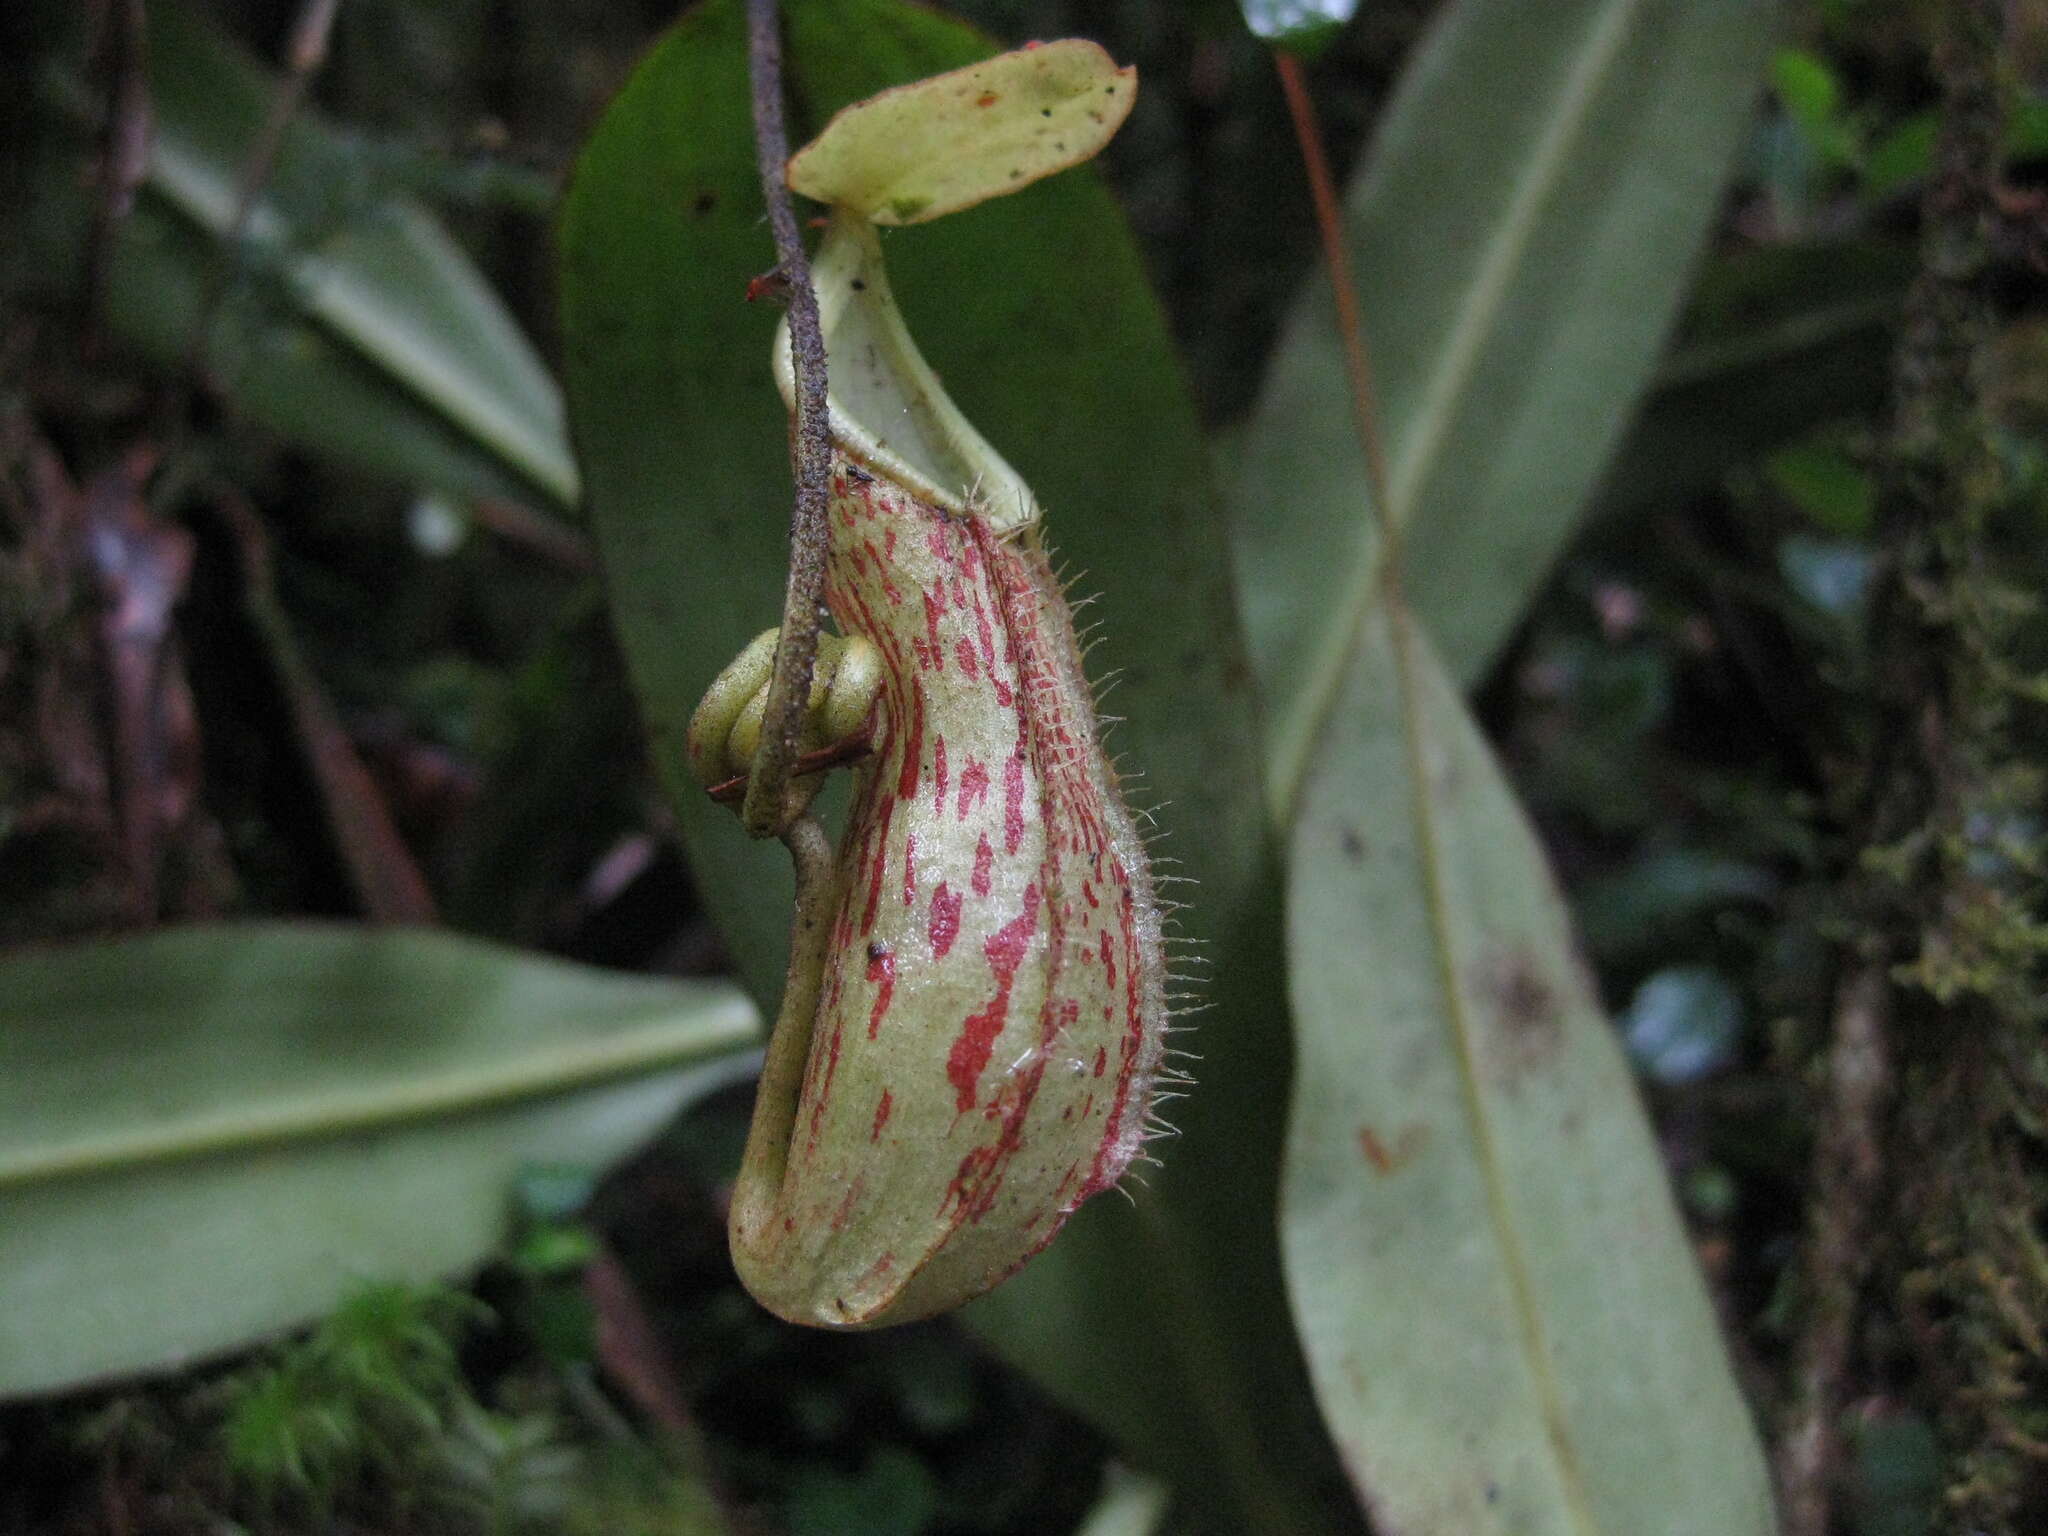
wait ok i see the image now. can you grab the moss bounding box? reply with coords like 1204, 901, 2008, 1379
1865, 4, 2048, 1518
5, 1276, 725, 1536
1796, 3, 2048, 1529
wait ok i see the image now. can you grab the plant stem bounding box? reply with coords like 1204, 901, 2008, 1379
1273, 51, 1394, 567
727, 814, 836, 1244
741, 0, 832, 839
217, 489, 438, 926
83, 0, 149, 350
188, 0, 344, 381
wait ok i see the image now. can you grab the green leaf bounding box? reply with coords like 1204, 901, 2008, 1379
558, 0, 795, 991
1283, 601, 1775, 1533
561, 4, 1341, 1529
0, 922, 758, 1397
105, 202, 554, 507
1242, 2, 1779, 1514
1866, 97, 2048, 198
1770, 47, 1854, 167
1766, 441, 1876, 534
1863, 111, 1939, 198
37, 2, 575, 510
1233, 0, 1777, 820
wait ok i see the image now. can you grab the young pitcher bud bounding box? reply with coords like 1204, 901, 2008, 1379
712, 44, 1173, 1329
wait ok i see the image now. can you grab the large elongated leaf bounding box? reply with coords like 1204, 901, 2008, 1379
33, 3, 575, 509
1235, 0, 1776, 820
101, 201, 554, 507
560, 5, 1345, 1529
1233, 0, 1781, 1522
1283, 601, 1774, 1533
0, 923, 758, 1397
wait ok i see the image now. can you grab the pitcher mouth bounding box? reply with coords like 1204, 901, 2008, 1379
772, 210, 1040, 535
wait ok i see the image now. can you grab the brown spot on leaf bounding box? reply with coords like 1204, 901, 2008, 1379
1340, 827, 1367, 863
1357, 1122, 1428, 1174
1476, 948, 1563, 1087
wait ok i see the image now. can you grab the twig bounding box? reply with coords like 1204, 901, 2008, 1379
187, 0, 344, 378
468, 497, 597, 572
218, 489, 438, 925
584, 1244, 695, 1435
234, 0, 342, 237
1776, 962, 1893, 1536
84, 0, 151, 349
741, 0, 832, 839
707, 733, 871, 803
83, 444, 191, 925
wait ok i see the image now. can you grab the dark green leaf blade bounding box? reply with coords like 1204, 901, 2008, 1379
560, 6, 1342, 1528
559, 0, 797, 1000
0, 923, 758, 1397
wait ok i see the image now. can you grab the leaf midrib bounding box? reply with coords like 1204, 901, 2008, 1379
143, 106, 580, 508
0, 1015, 760, 1190
1384, 600, 1599, 1534
1272, 0, 1646, 829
